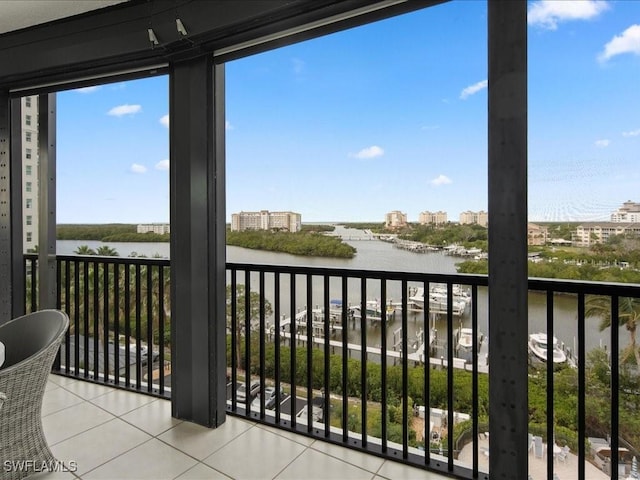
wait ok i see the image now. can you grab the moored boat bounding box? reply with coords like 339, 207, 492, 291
528, 333, 567, 364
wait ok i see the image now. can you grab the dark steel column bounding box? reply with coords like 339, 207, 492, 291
488, 1, 528, 479
38, 94, 57, 309
169, 55, 227, 427
0, 92, 24, 324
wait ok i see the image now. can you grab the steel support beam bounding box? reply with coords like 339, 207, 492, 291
169, 55, 227, 427
487, 1, 528, 478
0, 92, 24, 324
37, 94, 57, 310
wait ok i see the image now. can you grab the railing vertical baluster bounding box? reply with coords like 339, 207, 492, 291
341, 276, 348, 442
30, 256, 37, 312
231, 269, 237, 410
610, 295, 619, 480
306, 274, 313, 431
93, 260, 99, 379
74, 260, 80, 376
381, 280, 388, 454
135, 264, 142, 390
577, 292, 585, 480
146, 263, 153, 393
65, 260, 71, 372
323, 275, 330, 438
546, 290, 555, 480
446, 282, 454, 469
158, 265, 165, 394
259, 270, 266, 418
124, 263, 131, 387
360, 278, 367, 447
83, 260, 89, 378
274, 272, 281, 423
53, 258, 62, 371
114, 263, 121, 386
423, 280, 430, 465
244, 271, 251, 416
471, 284, 479, 477
402, 279, 409, 460
290, 273, 297, 428
103, 261, 109, 384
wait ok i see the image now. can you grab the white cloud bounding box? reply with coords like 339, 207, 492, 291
460, 80, 487, 100
75, 86, 101, 94
155, 159, 169, 171
528, 0, 609, 30
430, 174, 452, 186
130, 163, 147, 174
622, 128, 640, 137
226, 120, 234, 130
599, 24, 640, 62
349, 145, 384, 159
595, 139, 610, 148
108, 104, 141, 117
159, 114, 169, 128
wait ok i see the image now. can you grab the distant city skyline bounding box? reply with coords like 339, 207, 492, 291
55, 1, 640, 224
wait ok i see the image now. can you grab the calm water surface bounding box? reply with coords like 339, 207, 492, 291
56, 225, 617, 356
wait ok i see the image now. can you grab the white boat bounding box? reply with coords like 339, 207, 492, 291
349, 300, 397, 323
528, 333, 567, 364
457, 327, 475, 350
408, 287, 466, 317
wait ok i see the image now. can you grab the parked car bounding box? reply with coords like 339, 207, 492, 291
236, 380, 260, 404
251, 386, 284, 410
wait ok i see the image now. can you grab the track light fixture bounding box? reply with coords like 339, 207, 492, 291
147, 28, 159, 45
176, 18, 188, 36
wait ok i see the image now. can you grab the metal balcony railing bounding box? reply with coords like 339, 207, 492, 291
23, 254, 638, 480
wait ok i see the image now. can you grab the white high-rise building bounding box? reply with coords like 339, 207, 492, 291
385, 210, 407, 229
231, 211, 302, 232
459, 210, 488, 227
22, 96, 39, 252
418, 211, 447, 225
611, 200, 640, 222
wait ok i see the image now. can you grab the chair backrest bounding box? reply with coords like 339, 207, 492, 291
0, 310, 69, 370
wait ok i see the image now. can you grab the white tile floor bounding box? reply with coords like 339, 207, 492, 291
33, 375, 451, 480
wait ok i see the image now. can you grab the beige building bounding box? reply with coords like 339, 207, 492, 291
231, 210, 301, 232
459, 210, 488, 227
385, 210, 407, 229
527, 223, 548, 246
137, 224, 170, 234
22, 96, 39, 252
418, 210, 447, 226
572, 222, 640, 247
611, 200, 640, 222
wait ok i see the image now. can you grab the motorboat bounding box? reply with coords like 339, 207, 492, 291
408, 287, 466, 317
528, 333, 567, 364
457, 327, 475, 350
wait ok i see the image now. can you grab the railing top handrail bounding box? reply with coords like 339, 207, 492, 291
226, 262, 489, 285
24, 254, 640, 296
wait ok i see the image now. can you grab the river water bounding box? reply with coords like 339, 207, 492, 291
56, 226, 618, 358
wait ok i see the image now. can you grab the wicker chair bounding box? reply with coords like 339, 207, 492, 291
0, 310, 69, 479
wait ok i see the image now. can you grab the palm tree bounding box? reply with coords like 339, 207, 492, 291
585, 295, 640, 366
74, 245, 96, 255
95, 245, 119, 256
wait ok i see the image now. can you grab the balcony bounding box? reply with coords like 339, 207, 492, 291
22, 254, 639, 479
40, 373, 450, 479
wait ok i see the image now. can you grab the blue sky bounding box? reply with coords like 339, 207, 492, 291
56, 0, 640, 224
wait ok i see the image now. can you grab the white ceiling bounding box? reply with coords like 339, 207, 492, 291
0, 0, 128, 35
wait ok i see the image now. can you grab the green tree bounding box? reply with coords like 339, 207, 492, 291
585, 295, 640, 366
225, 284, 272, 370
